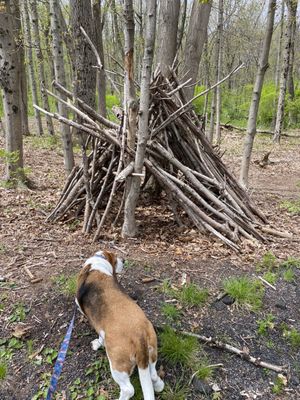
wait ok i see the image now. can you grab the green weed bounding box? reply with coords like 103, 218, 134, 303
31, 372, 51, 400
280, 199, 300, 215
43, 347, 58, 364
283, 268, 295, 283
272, 375, 286, 395
53, 274, 77, 296
195, 358, 215, 381
8, 303, 27, 323
0, 337, 23, 360
0, 244, 6, 254
280, 257, 300, 269
161, 304, 181, 322
0, 361, 7, 380
223, 276, 264, 311
262, 271, 277, 285
288, 329, 300, 349
176, 284, 209, 307
256, 251, 277, 271
159, 327, 198, 366
257, 314, 275, 336
29, 135, 60, 150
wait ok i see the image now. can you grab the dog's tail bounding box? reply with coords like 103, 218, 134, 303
138, 365, 155, 400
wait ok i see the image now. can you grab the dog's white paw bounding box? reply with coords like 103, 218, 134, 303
153, 378, 164, 393
91, 338, 102, 351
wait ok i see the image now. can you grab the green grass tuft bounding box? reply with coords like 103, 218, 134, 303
177, 284, 209, 307
159, 327, 198, 366
53, 274, 77, 296
280, 199, 300, 215
195, 358, 215, 381
0, 362, 7, 380
280, 256, 300, 269
160, 382, 188, 400
161, 304, 181, 322
289, 329, 300, 349
262, 271, 277, 285
283, 268, 295, 283
223, 276, 264, 311
256, 251, 278, 271
257, 314, 275, 336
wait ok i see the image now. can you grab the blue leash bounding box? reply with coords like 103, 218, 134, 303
46, 305, 77, 400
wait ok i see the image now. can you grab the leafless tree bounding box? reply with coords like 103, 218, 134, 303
50, 0, 74, 174
273, 0, 298, 143
156, 0, 180, 77
122, 0, 157, 237
240, 0, 277, 187
215, 0, 224, 144
182, 0, 212, 101
0, 3, 24, 182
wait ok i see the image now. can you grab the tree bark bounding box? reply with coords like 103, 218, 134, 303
70, 0, 96, 108
0, 7, 24, 182
29, 0, 54, 135
182, 0, 212, 101
122, 0, 157, 237
93, 0, 107, 117
50, 0, 74, 174
177, 0, 187, 52
215, 0, 224, 144
240, 0, 276, 187
20, 0, 43, 136
273, 0, 298, 143
156, 0, 180, 77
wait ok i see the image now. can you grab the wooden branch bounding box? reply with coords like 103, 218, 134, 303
80, 26, 103, 69
181, 331, 287, 373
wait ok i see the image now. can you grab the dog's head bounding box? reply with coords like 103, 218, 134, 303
97, 249, 124, 275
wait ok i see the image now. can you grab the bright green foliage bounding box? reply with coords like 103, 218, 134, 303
161, 304, 181, 322
0, 149, 19, 164
288, 329, 300, 349
159, 327, 198, 366
283, 268, 295, 283
192, 85, 206, 114
272, 375, 286, 394
257, 314, 275, 336
262, 271, 277, 285
280, 199, 300, 215
223, 276, 264, 311
0, 362, 7, 380
8, 303, 27, 323
195, 358, 215, 381
43, 347, 58, 364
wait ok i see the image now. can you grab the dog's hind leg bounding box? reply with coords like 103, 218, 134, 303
110, 369, 134, 400
149, 361, 164, 393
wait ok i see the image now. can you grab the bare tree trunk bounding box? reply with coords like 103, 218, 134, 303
215, 0, 224, 144
93, 0, 107, 117
177, 0, 187, 51
0, 7, 24, 182
20, 0, 43, 136
182, 0, 212, 101
29, 0, 54, 136
156, 0, 180, 77
287, 5, 297, 125
50, 0, 74, 174
70, 0, 96, 108
240, 0, 276, 187
273, 0, 297, 144
122, 0, 157, 237
111, 0, 124, 61
123, 0, 137, 155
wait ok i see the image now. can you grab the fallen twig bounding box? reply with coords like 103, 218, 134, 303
181, 330, 286, 373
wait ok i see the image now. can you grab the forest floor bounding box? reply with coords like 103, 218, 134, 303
1, 124, 300, 400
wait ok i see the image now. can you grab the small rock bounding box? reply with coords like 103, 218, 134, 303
222, 294, 235, 305
192, 377, 213, 395
275, 301, 287, 310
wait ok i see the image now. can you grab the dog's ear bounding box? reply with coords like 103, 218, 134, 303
103, 250, 117, 268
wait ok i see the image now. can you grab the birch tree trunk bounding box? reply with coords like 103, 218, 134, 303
215, 0, 224, 144
0, 7, 24, 182
50, 0, 74, 174
273, 0, 298, 144
182, 0, 212, 101
93, 0, 107, 117
29, 0, 54, 136
240, 0, 276, 188
122, 0, 157, 238
156, 0, 180, 77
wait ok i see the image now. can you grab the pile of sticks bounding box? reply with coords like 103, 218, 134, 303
37, 71, 266, 250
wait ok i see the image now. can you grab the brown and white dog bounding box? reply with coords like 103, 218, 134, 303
76, 250, 164, 400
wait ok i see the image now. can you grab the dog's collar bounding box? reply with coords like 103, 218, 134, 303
94, 253, 106, 260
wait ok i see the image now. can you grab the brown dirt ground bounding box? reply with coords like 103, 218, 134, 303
0, 125, 300, 400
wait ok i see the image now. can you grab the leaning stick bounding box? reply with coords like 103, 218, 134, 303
80, 26, 103, 69
181, 331, 286, 373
